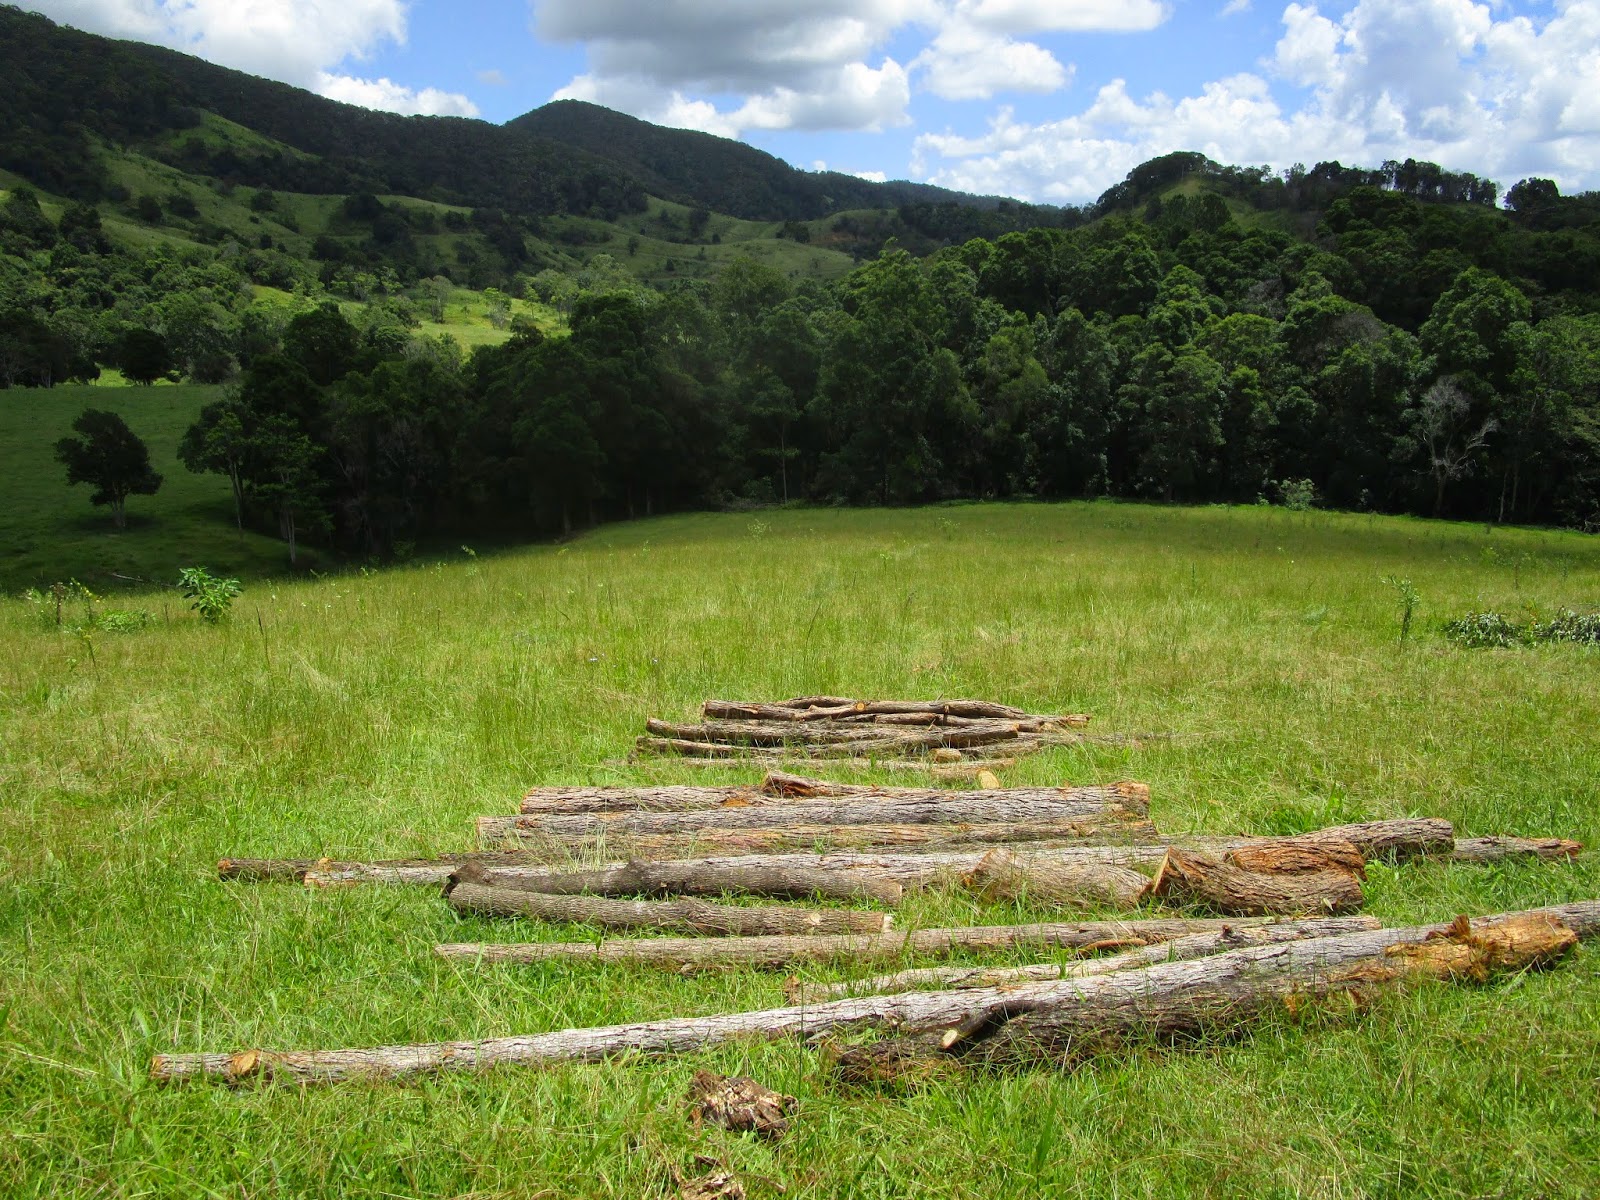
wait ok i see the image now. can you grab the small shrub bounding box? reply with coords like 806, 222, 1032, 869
178, 567, 241, 623
1529, 609, 1600, 645
1275, 478, 1317, 511
1442, 611, 1524, 648
98, 609, 153, 633
1380, 576, 1421, 645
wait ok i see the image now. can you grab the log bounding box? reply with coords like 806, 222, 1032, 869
1288, 819, 1454, 862
647, 718, 1081, 748
703, 699, 1062, 722
622, 754, 1025, 777
1451, 836, 1583, 863
493, 783, 1150, 839
474, 818, 1161, 859
1150, 845, 1367, 915
450, 858, 904, 905
945, 905, 1593, 1070
520, 778, 1146, 817
152, 903, 1598, 1085
785, 917, 1380, 1004
962, 847, 1152, 909
434, 914, 1374, 971
444, 882, 894, 936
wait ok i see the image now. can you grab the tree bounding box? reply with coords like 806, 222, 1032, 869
120, 329, 173, 385
54, 409, 163, 528
1410, 377, 1496, 517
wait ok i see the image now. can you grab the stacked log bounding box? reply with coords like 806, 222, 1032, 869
634, 697, 1100, 766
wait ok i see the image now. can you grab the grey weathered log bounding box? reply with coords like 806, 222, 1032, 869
962, 847, 1152, 909
450, 858, 903, 905
434, 914, 1371, 971
622, 754, 1024, 777
520, 777, 1145, 817
1150, 845, 1367, 915
704, 699, 1058, 722
151, 903, 1597, 1085
444, 881, 894, 936
493, 783, 1149, 839
1451, 836, 1583, 863
475, 817, 1160, 859
648, 719, 1080, 749
785, 917, 1381, 1004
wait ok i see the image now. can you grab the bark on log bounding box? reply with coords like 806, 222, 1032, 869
520, 779, 1146, 817
475, 817, 1161, 859
648, 718, 1083, 747
434, 914, 1371, 971
450, 859, 904, 906
495, 783, 1150, 839
1451, 836, 1583, 863
703, 699, 1070, 723
785, 917, 1380, 1004
444, 881, 893, 936
622, 756, 1025, 778
1150, 845, 1367, 915
962, 848, 1152, 909
151, 903, 1597, 1085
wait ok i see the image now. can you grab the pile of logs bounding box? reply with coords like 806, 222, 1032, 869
633, 697, 1107, 771
181, 702, 1589, 1092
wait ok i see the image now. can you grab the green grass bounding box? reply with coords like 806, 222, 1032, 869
2, 503, 1598, 1198
0, 384, 308, 591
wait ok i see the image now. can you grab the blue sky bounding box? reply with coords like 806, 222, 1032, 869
26, 1, 1600, 203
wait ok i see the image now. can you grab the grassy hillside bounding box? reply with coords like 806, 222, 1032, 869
0, 384, 307, 590
1, 503, 1597, 1197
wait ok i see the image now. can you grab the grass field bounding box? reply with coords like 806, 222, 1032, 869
2, 503, 1598, 1198
0, 384, 306, 592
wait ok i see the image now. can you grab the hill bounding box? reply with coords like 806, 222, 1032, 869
511, 100, 1002, 221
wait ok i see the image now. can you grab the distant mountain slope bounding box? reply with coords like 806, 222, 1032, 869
510, 100, 995, 221
0, 7, 1011, 224
0, 5, 642, 216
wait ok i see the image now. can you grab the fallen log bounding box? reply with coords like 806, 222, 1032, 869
1150, 845, 1367, 915
450, 858, 904, 905
620, 756, 1024, 778
934, 904, 1594, 1070
785, 917, 1379, 1004
520, 777, 1146, 817
444, 882, 893, 936
151, 903, 1597, 1085
493, 783, 1150, 839
1451, 836, 1583, 863
703, 699, 1065, 723
647, 719, 1077, 748
474, 817, 1160, 858
962, 847, 1152, 909
434, 914, 1373, 971
636, 734, 1066, 760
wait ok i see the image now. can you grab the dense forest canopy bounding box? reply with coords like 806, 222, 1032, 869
4, 2, 1600, 558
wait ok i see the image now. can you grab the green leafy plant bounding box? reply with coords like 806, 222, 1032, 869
1275, 478, 1318, 511
1444, 608, 1600, 648
1442, 611, 1524, 648
177, 567, 241, 623
1380, 576, 1421, 644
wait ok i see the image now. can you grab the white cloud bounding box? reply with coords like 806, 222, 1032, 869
477, 68, 509, 86
913, 20, 1071, 100
316, 73, 480, 117
1221, 0, 1252, 16
956, 0, 1169, 34
914, 0, 1600, 202
28, 0, 476, 118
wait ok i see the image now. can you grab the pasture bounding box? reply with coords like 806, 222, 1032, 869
1, 503, 1598, 1197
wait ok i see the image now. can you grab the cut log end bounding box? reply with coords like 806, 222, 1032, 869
1151, 844, 1366, 916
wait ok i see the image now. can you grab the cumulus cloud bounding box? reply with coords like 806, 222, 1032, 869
956, 0, 1169, 34
914, 0, 1600, 202
28, 0, 477, 118
912, 20, 1071, 100
538, 0, 927, 134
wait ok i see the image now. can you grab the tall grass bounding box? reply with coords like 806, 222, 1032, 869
1, 503, 1597, 1198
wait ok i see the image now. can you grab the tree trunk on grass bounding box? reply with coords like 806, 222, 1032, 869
1450, 836, 1582, 863
444, 881, 893, 936
451, 859, 903, 905
491, 783, 1149, 839
785, 917, 1381, 1004
647, 718, 1085, 747
151, 904, 1597, 1085
520, 779, 1148, 817
1150, 845, 1367, 915
702, 699, 1066, 722
474, 818, 1160, 858
432, 914, 1369, 971
962, 848, 1152, 909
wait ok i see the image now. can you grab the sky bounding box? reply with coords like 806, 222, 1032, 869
24, 1, 1600, 204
